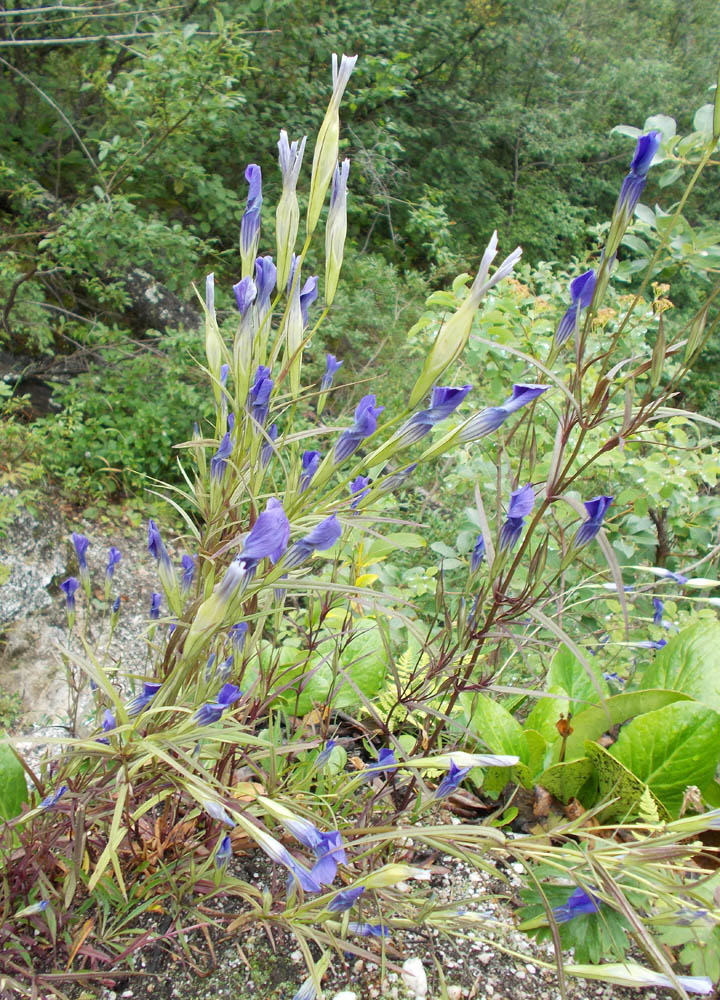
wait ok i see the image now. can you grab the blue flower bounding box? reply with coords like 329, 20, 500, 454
255, 255, 277, 313
458, 384, 549, 442
126, 681, 162, 717
434, 760, 472, 799
229, 622, 249, 652
261, 423, 279, 468
204, 799, 236, 828
363, 747, 397, 780
574, 495, 613, 548
617, 131, 662, 219
233, 275, 257, 317
60, 577, 79, 610
106, 547, 121, 578
335, 395, 385, 463
299, 274, 319, 327
470, 534, 485, 573
204, 653, 216, 682
147, 520, 171, 567
211, 433, 233, 482
112, 596, 121, 614
299, 450, 322, 492
240, 499, 290, 569
218, 654, 234, 682
398, 384, 473, 446
283, 515, 342, 570
149, 592, 162, 619
321, 354, 343, 391
348, 922, 390, 938
311, 830, 347, 885
253, 830, 322, 893
39, 785, 67, 810
349, 475, 371, 509
97, 708, 116, 745
634, 638, 667, 650
555, 270, 596, 345
316, 740, 337, 766
328, 885, 365, 912
240, 164, 262, 267
653, 597, 664, 627
249, 365, 273, 426
72, 532, 89, 569
499, 484, 535, 552
552, 887, 600, 923
194, 683, 243, 726
215, 833, 232, 870
181, 554, 196, 592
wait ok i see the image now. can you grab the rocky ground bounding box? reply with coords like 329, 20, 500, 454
0, 488, 706, 1000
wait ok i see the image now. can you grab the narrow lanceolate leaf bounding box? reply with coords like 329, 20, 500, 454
714, 64, 720, 139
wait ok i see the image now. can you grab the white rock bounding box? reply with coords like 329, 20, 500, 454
331, 993, 357, 1000
447, 988, 463, 1000
401, 957, 428, 998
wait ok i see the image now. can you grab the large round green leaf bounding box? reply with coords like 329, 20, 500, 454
608, 701, 720, 816
333, 623, 387, 709
635, 622, 720, 711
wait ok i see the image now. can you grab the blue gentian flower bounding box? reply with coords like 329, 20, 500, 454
299, 450, 322, 492
652, 597, 665, 627
316, 740, 337, 766
126, 681, 161, 717
283, 515, 342, 570
147, 519, 171, 567
261, 422, 279, 469
112, 596, 121, 614
552, 887, 600, 923
72, 532, 89, 569
398, 384, 472, 446
240, 498, 290, 568
204, 800, 236, 828
335, 395, 385, 463
375, 463, 417, 497
255, 255, 277, 314
253, 829, 322, 893
349, 475, 371, 509
218, 500, 290, 598
229, 622, 249, 652
240, 164, 262, 267
499, 484, 535, 552
149, 592, 162, 619
434, 759, 472, 799
60, 577, 79, 610
218, 654, 234, 681
194, 683, 242, 726
204, 652, 216, 682
328, 885, 365, 912
233, 275, 257, 317
39, 785, 67, 810
215, 833, 232, 870
655, 568, 689, 585
321, 354, 343, 391
97, 708, 116, 745
574, 495, 613, 548
348, 922, 390, 938
617, 131, 662, 219
181, 554, 196, 592
106, 547, 121, 579
634, 638, 668, 650
249, 365, 273, 426
311, 830, 347, 886
458, 384, 549, 442
211, 432, 233, 482
555, 270, 596, 345
363, 747, 398, 780
470, 534, 485, 573
299, 274, 319, 327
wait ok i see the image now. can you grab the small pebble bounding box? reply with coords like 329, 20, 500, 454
447, 988, 462, 1000
331, 993, 357, 1000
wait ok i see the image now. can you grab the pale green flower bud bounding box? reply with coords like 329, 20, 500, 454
276, 131, 307, 290
306, 54, 357, 236
204, 273, 224, 404
324, 159, 349, 305
409, 233, 521, 407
